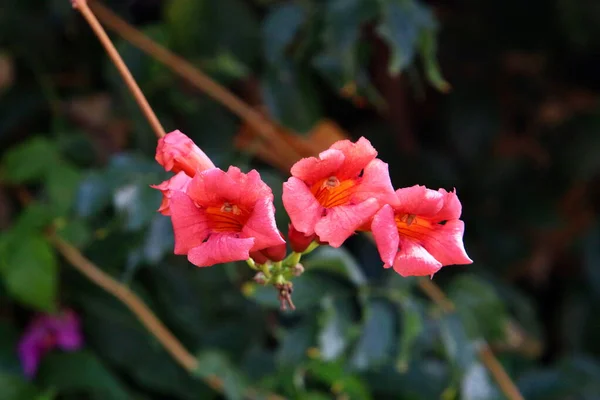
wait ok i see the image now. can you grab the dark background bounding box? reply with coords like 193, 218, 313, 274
1, 0, 600, 399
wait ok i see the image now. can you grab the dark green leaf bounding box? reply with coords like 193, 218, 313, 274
262, 63, 322, 133
194, 351, 247, 400
45, 161, 81, 215
1, 235, 57, 311
395, 297, 423, 372
38, 351, 130, 400
263, 3, 306, 65
1, 137, 60, 183
318, 297, 358, 361
351, 299, 396, 370
0, 373, 40, 400
304, 246, 366, 286
277, 316, 318, 366
376, 0, 435, 74
113, 182, 161, 231
439, 314, 476, 374
75, 172, 113, 218
447, 275, 509, 341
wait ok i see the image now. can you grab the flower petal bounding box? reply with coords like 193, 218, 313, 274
395, 185, 444, 217
187, 233, 254, 267
169, 191, 210, 255
52, 311, 83, 351
290, 149, 345, 185
242, 198, 285, 251
186, 168, 239, 206
282, 177, 324, 235
315, 198, 380, 248
422, 219, 473, 266
150, 171, 192, 215
371, 204, 400, 266
436, 188, 463, 221
330, 137, 378, 179
353, 159, 397, 206
392, 239, 442, 277
233, 168, 275, 207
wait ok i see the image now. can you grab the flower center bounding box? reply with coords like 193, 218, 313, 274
395, 213, 434, 242
311, 176, 356, 209
205, 202, 249, 232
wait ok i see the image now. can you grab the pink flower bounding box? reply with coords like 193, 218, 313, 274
282, 137, 396, 247
18, 309, 83, 378
371, 185, 473, 277
155, 130, 215, 176
150, 171, 192, 216
152, 130, 215, 215
169, 166, 285, 267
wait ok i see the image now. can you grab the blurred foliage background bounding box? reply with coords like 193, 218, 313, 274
1, 0, 600, 399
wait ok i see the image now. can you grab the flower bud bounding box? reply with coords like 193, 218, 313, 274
249, 250, 269, 265
253, 272, 267, 285
155, 130, 215, 177
291, 263, 305, 277
262, 241, 287, 262
288, 224, 316, 253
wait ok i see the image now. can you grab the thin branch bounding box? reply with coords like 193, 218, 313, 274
89, 0, 302, 161
72, 0, 165, 139
48, 233, 286, 400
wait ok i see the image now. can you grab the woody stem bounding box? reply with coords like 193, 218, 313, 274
72, 0, 165, 139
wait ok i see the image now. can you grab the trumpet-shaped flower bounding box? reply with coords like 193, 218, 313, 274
155, 130, 215, 176
169, 166, 285, 267
371, 185, 473, 277
18, 309, 83, 378
152, 130, 215, 215
282, 137, 396, 247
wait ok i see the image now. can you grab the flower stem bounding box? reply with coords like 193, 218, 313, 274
71, 0, 165, 139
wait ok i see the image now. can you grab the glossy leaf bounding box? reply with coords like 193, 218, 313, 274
1, 136, 60, 183
351, 299, 396, 370
1, 234, 57, 312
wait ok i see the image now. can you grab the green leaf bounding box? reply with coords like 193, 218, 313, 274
55, 219, 92, 249
439, 314, 476, 375
306, 360, 373, 400
263, 3, 306, 65
9, 204, 55, 236
113, 182, 162, 231
38, 351, 130, 400
194, 351, 247, 400
395, 297, 424, 372
461, 362, 500, 400
45, 161, 81, 215
0, 373, 40, 400
1, 137, 61, 183
75, 172, 113, 218
142, 215, 174, 264
167, 0, 259, 68
351, 299, 396, 370
277, 316, 318, 367
0, 321, 21, 375
303, 246, 366, 286
1, 235, 57, 311
376, 0, 435, 75
262, 62, 322, 133
318, 297, 358, 361
447, 275, 509, 341
418, 28, 450, 92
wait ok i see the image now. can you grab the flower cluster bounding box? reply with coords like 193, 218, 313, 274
152, 131, 472, 305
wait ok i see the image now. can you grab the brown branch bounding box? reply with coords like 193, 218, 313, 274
48, 233, 285, 400
89, 0, 302, 161
72, 0, 165, 139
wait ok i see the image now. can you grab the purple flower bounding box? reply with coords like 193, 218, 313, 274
17, 309, 83, 378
